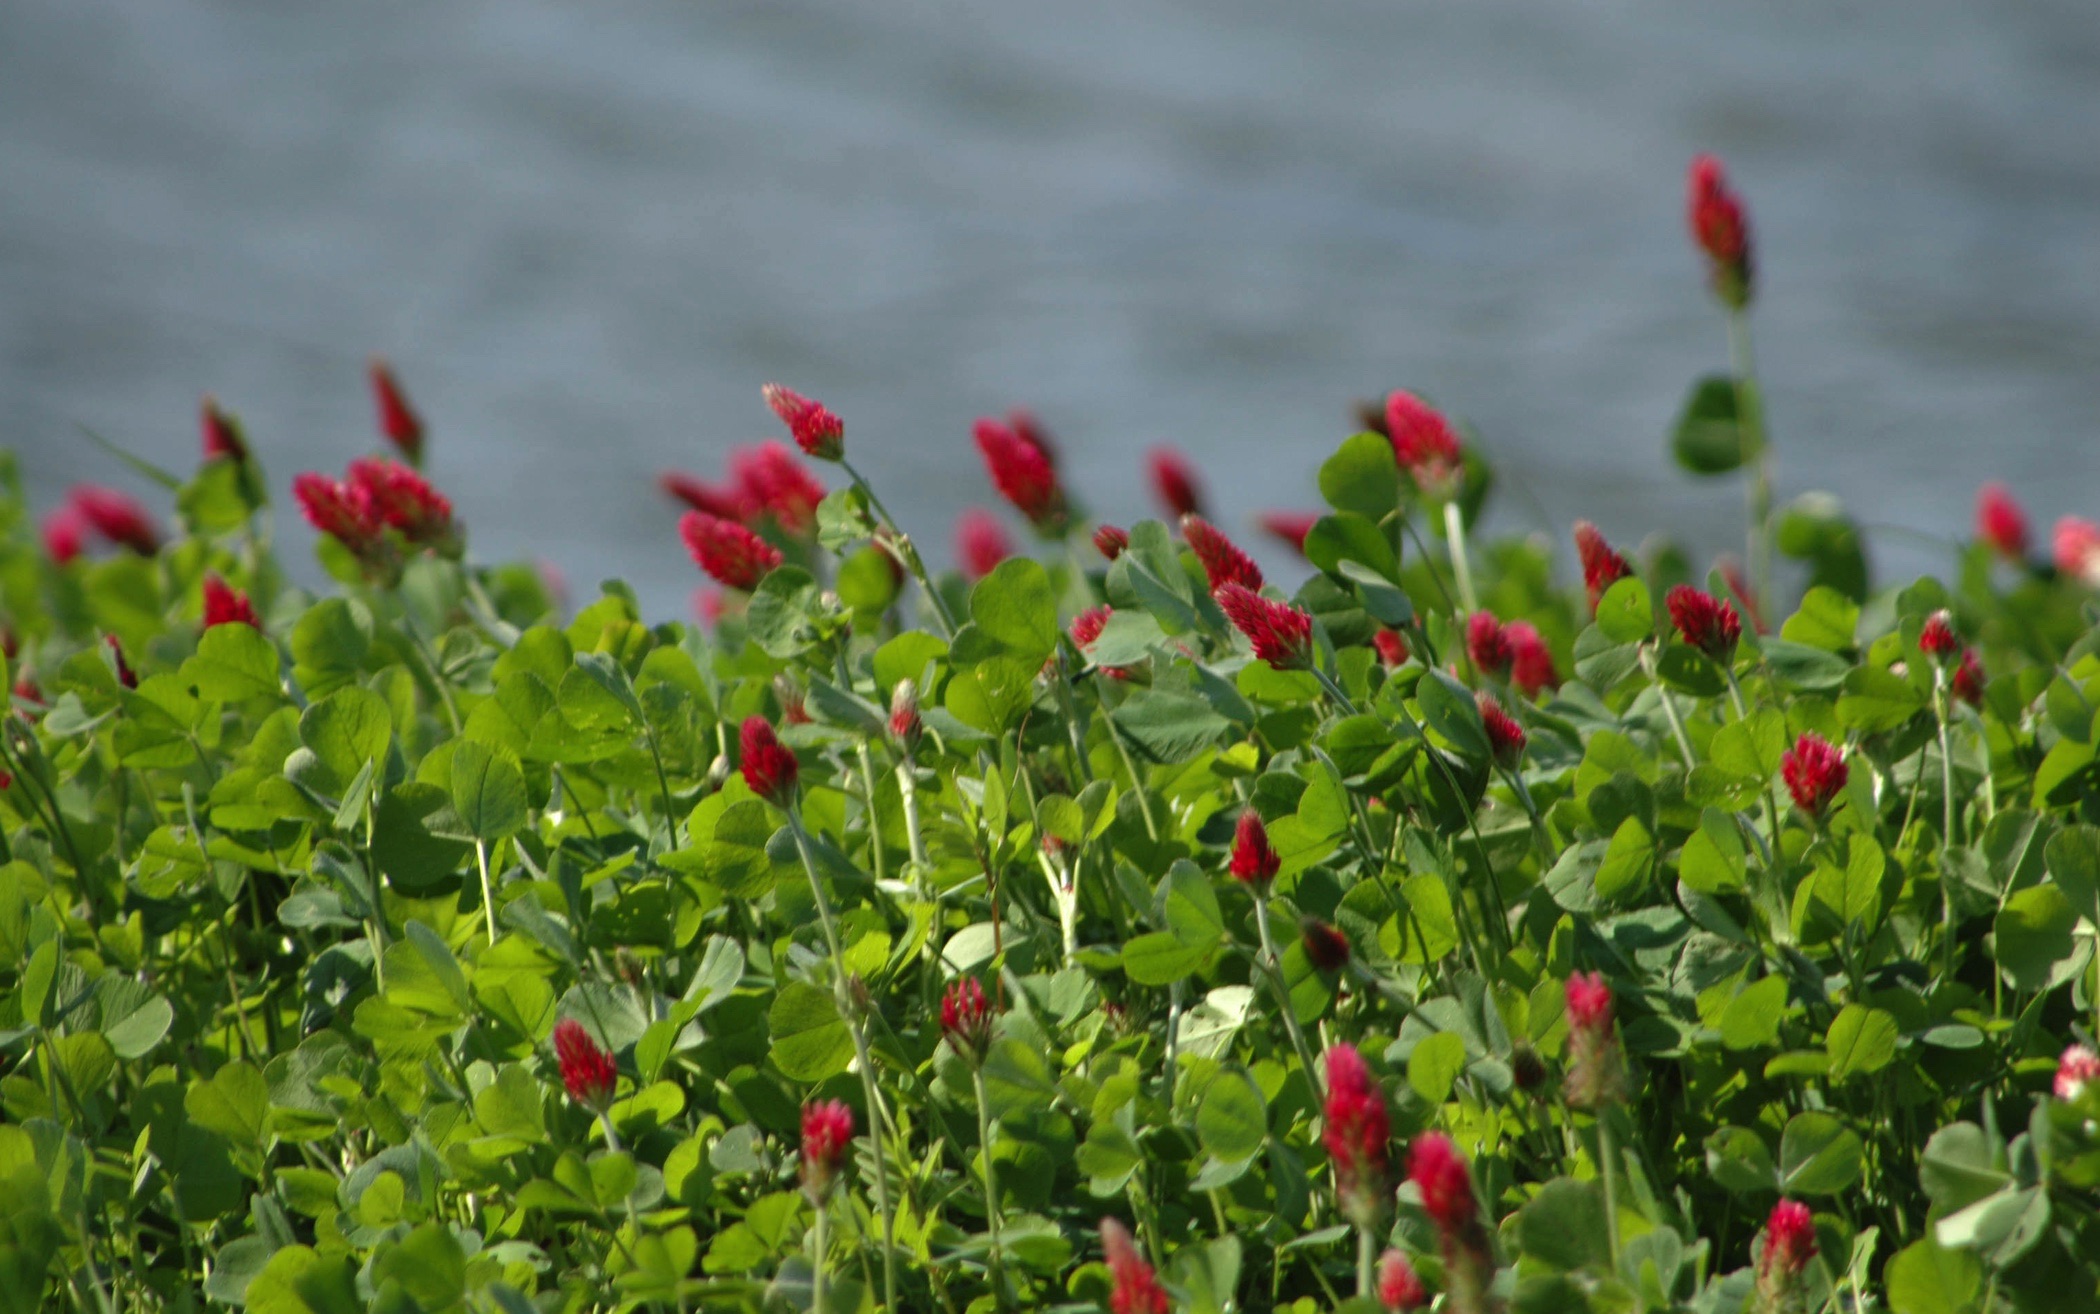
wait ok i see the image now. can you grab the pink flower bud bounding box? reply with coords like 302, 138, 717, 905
974, 417, 1067, 534
1229, 810, 1281, 888
1781, 733, 1846, 820
1100, 1218, 1169, 1314
1385, 391, 1464, 498
1092, 524, 1129, 561
800, 1099, 855, 1201
1574, 521, 1632, 615
762, 383, 844, 462
956, 509, 1012, 580
202, 576, 261, 630
1148, 446, 1205, 519
1478, 692, 1527, 769
738, 716, 799, 807
1976, 483, 2028, 560
552, 1018, 617, 1108
367, 358, 425, 465
1666, 585, 1742, 662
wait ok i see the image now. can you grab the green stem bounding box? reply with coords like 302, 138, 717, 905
1443, 499, 1481, 616
811, 1195, 829, 1314
844, 459, 957, 636
1254, 893, 1325, 1099
475, 838, 499, 945
1598, 1115, 1623, 1272
971, 1067, 1008, 1309
898, 757, 930, 891
1102, 709, 1160, 841
1933, 669, 1958, 980
1640, 647, 1699, 771
856, 742, 888, 887
1726, 308, 1773, 614
1356, 1225, 1376, 1302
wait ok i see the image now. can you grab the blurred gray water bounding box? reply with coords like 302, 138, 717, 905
4, 0, 2097, 618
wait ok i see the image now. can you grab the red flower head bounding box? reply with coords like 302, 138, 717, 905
201, 396, 247, 463
660, 471, 752, 522
1781, 732, 1846, 820
1466, 612, 1511, 677
2054, 516, 2100, 588
1563, 971, 1625, 1110
42, 506, 86, 564
731, 442, 825, 535
105, 634, 138, 690
1071, 605, 1133, 680
1100, 1218, 1169, 1314
1756, 1200, 1817, 1307
1258, 511, 1318, 556
70, 486, 161, 555
1918, 610, 1960, 661
1009, 408, 1060, 469
2057, 1044, 2100, 1101
1323, 1043, 1390, 1226
1093, 524, 1130, 561
940, 976, 997, 1063
956, 508, 1012, 580
346, 458, 456, 550
889, 678, 921, 745
368, 358, 425, 464
1148, 446, 1205, 519
1505, 621, 1558, 696
1478, 692, 1526, 769
1687, 154, 1754, 308
1229, 810, 1281, 888
1373, 629, 1410, 668
1406, 1131, 1475, 1236
1384, 391, 1464, 498
680, 511, 783, 592
738, 716, 799, 807
1182, 515, 1263, 592
1214, 583, 1314, 670
762, 383, 844, 462
1951, 649, 1985, 708
800, 1099, 855, 1201
1301, 917, 1351, 973
974, 416, 1067, 533
1378, 1250, 1427, 1312
1574, 521, 1632, 615
1666, 585, 1741, 662
202, 576, 260, 630
552, 1018, 617, 1108
1976, 483, 2028, 561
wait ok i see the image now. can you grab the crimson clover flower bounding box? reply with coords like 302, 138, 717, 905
1687, 154, 1754, 308
1755, 1200, 1817, 1311
762, 382, 845, 462
1378, 1250, 1427, 1312
42, 505, 86, 564
1213, 583, 1313, 670
1406, 1131, 1473, 1236
974, 415, 1067, 533
1322, 1043, 1389, 1226
940, 977, 996, 1064
1505, 621, 1558, 696
1300, 917, 1350, 972
888, 678, 921, 745
368, 358, 425, 465
679, 511, 783, 592
1009, 408, 1060, 468
956, 508, 1012, 580
552, 1018, 617, 1109
2057, 1044, 2100, 1101
1666, 585, 1742, 663
1385, 390, 1464, 498
1182, 514, 1263, 593
1071, 605, 1133, 680
202, 576, 260, 630
1092, 524, 1129, 561
1148, 446, 1205, 519
1228, 810, 1281, 889
1781, 732, 1847, 820
1465, 612, 1511, 677
1477, 692, 1526, 770
738, 716, 799, 807
660, 470, 752, 522
1563, 971, 1625, 1110
1257, 511, 1317, 556
70, 485, 162, 555
1574, 520, 1632, 614
201, 396, 247, 463
1951, 649, 1985, 707
730, 442, 825, 535
1373, 629, 1409, 668
1975, 482, 2028, 561
800, 1099, 855, 1202
1100, 1218, 1169, 1314
2054, 516, 2100, 588
1918, 610, 1961, 661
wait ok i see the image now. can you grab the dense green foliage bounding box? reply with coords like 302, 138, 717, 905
4, 353, 2100, 1314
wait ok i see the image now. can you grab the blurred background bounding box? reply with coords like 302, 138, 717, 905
4, 0, 2097, 618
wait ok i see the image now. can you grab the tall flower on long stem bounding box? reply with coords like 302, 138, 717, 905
1564, 971, 1626, 1270
1754, 1200, 1816, 1314
949, 975, 1009, 1301
1407, 1133, 1495, 1313
763, 383, 845, 462
801, 1099, 855, 1314
1687, 155, 1754, 309
368, 358, 426, 466
552, 1018, 621, 1151
738, 716, 800, 807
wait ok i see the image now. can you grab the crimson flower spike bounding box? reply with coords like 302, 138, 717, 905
1182, 514, 1262, 592
731, 442, 825, 535
762, 383, 844, 462
2054, 516, 2100, 589
1147, 446, 1205, 519
1477, 692, 1526, 769
42, 506, 86, 564
1300, 917, 1350, 972
1407, 1132, 1495, 1308
69, 486, 161, 556
1665, 585, 1741, 663
202, 576, 261, 630
1465, 611, 1511, 677
1092, 524, 1130, 561
1918, 610, 1960, 661
1781, 732, 1846, 820
1505, 621, 1557, 696
1323, 1044, 1389, 1227
1373, 629, 1409, 668
738, 716, 800, 807
799, 1099, 855, 1203
1099, 1218, 1169, 1314
552, 1018, 616, 1109
1384, 390, 1463, 499
956, 508, 1011, 580
1378, 1250, 1427, 1312
1214, 583, 1313, 670
2057, 1044, 2100, 1101
973, 416, 1067, 535
368, 358, 425, 466
1562, 971, 1625, 1110
940, 977, 996, 1065
680, 511, 783, 592
1687, 154, 1754, 309
1257, 511, 1318, 556
1229, 810, 1280, 889
1573, 520, 1632, 614
660, 471, 751, 521
1755, 1201, 1817, 1312
201, 396, 248, 463
1975, 483, 2029, 561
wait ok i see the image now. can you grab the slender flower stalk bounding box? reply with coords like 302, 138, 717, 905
1564, 971, 1626, 1268
1407, 1132, 1495, 1314
801, 1099, 855, 1314
1754, 1200, 1817, 1314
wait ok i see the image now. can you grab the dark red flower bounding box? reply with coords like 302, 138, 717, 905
1563, 971, 1624, 1110
1687, 154, 1754, 307
368, 358, 425, 465
1717, 557, 1767, 635
680, 511, 783, 592
1951, 649, 1985, 707
660, 471, 752, 522
1465, 612, 1511, 677
2057, 1044, 2100, 1101
731, 442, 825, 535
1324, 1044, 1389, 1225
201, 396, 247, 463
1101, 1218, 1169, 1314
1478, 692, 1526, 769
1257, 511, 1318, 556
889, 679, 921, 745
1378, 1250, 1427, 1312
1384, 391, 1463, 497
1009, 409, 1060, 469
1756, 1200, 1816, 1307
762, 383, 844, 462
552, 1018, 617, 1108
70, 486, 161, 555
105, 634, 137, 690
1093, 524, 1130, 561
2055, 517, 2100, 588
1148, 446, 1205, 519
347, 458, 456, 549
202, 576, 260, 630
1918, 610, 1960, 661
1215, 583, 1313, 669
1573, 521, 1632, 615
1407, 1132, 1474, 1235
1666, 585, 1741, 662
800, 1099, 855, 1201
42, 506, 86, 564
956, 509, 1012, 580
1373, 629, 1410, 668
1975, 483, 2028, 561
1506, 621, 1558, 696
940, 977, 996, 1063
1781, 733, 1846, 819
739, 716, 799, 807
1071, 605, 1132, 680
1229, 810, 1281, 888
1301, 917, 1350, 972
1182, 515, 1263, 592
974, 417, 1067, 533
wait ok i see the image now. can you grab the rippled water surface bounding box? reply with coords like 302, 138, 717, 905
4, 0, 2097, 613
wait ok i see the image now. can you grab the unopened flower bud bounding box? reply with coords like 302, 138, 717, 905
889, 678, 921, 745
